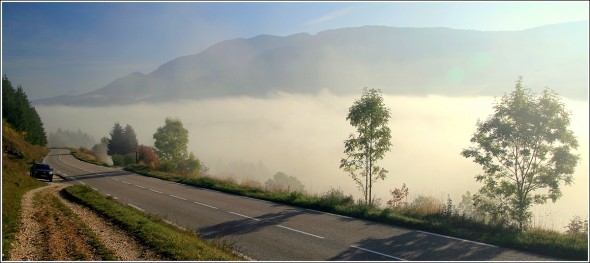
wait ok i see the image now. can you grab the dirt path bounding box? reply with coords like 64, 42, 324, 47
8, 183, 163, 261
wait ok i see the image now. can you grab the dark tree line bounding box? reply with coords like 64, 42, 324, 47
2, 74, 47, 146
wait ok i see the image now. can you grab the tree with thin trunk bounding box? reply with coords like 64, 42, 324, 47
461, 77, 579, 229
340, 87, 392, 206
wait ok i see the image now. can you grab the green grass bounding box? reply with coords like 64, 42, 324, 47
61, 185, 241, 261
125, 164, 588, 260
2, 122, 48, 260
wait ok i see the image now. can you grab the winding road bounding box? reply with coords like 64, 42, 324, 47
45, 148, 557, 261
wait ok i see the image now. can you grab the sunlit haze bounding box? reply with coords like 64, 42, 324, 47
3, 1, 589, 232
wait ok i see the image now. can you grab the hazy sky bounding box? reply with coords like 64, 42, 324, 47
2, 1, 588, 100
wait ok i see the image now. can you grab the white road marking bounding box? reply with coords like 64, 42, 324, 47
415, 230, 498, 248
148, 189, 164, 194
350, 245, 406, 260
228, 211, 261, 221
121, 180, 131, 185
305, 208, 353, 219
128, 204, 144, 212
169, 194, 187, 201
277, 225, 325, 239
194, 201, 218, 210
79, 182, 86, 185
91, 187, 98, 191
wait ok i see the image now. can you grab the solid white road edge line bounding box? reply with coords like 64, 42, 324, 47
350, 245, 406, 261
415, 230, 498, 248
128, 203, 145, 212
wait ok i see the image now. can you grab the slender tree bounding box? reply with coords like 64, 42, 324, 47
461, 77, 579, 229
340, 88, 392, 205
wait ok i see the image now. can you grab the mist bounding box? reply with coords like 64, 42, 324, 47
36, 90, 588, 231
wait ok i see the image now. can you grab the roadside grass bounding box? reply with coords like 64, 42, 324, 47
126, 164, 588, 260
2, 122, 48, 260
69, 147, 110, 167
61, 185, 242, 261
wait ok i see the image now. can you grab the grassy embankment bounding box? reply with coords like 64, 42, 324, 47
62, 185, 241, 260
69, 147, 110, 167
125, 163, 588, 260
2, 121, 48, 259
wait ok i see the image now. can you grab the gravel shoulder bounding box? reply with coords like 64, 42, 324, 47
8, 183, 164, 261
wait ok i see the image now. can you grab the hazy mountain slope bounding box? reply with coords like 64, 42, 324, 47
34, 22, 588, 106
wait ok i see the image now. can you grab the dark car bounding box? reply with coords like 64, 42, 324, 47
30, 163, 53, 182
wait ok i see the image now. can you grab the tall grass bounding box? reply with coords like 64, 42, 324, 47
126, 164, 588, 260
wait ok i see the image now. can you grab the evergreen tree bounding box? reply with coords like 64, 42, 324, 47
122, 124, 139, 153
107, 122, 126, 155
2, 74, 47, 146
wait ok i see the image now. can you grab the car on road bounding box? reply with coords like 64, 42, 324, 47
30, 163, 54, 182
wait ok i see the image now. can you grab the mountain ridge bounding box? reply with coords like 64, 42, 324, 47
33, 21, 589, 106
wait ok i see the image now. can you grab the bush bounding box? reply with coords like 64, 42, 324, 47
137, 145, 160, 168
112, 153, 136, 167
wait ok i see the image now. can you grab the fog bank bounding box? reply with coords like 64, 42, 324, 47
36, 90, 588, 231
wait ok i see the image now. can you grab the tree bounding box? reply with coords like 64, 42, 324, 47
2, 74, 48, 146
565, 216, 588, 235
461, 77, 579, 229
153, 117, 189, 166
122, 124, 139, 154
340, 88, 392, 206
387, 183, 409, 208
265, 172, 305, 192
107, 122, 126, 155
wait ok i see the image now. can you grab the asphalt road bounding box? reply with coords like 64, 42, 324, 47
45, 148, 558, 261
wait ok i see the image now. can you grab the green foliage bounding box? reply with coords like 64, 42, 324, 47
265, 171, 305, 192
340, 87, 392, 205
111, 153, 136, 167
461, 77, 579, 229
2, 74, 48, 146
153, 117, 189, 164
176, 152, 201, 177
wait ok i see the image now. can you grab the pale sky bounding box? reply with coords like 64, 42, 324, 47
2, 1, 588, 100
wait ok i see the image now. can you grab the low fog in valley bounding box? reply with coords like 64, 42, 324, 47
36, 90, 589, 231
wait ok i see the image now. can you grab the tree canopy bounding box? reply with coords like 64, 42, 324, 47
2, 74, 47, 146
461, 77, 579, 229
153, 117, 189, 165
340, 87, 392, 205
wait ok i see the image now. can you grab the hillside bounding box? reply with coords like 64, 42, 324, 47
33, 22, 588, 106
2, 121, 48, 258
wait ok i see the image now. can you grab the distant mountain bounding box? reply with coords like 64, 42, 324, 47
34, 21, 588, 106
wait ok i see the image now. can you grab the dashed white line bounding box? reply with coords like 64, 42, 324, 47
121, 180, 131, 185
91, 187, 98, 191
169, 194, 187, 201
228, 211, 261, 221
79, 182, 86, 185
277, 225, 325, 239
193, 201, 218, 210
350, 245, 406, 260
148, 189, 164, 194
